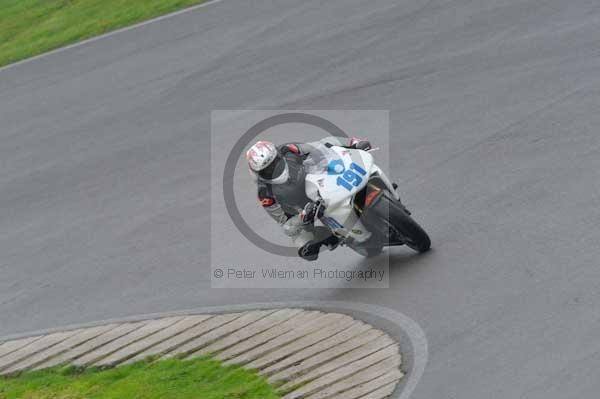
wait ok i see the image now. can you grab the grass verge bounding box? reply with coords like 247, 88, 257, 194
0, 0, 208, 67
0, 356, 280, 399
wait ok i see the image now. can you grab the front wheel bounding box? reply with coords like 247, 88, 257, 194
390, 207, 431, 252
365, 194, 431, 253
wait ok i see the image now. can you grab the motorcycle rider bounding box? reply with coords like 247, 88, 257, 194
246, 136, 372, 261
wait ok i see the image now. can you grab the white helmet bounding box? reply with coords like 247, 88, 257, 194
246, 141, 277, 172
246, 141, 288, 183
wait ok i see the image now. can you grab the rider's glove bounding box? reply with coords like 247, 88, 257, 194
300, 201, 324, 225
349, 137, 372, 151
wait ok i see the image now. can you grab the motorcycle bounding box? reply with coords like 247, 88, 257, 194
304, 142, 431, 257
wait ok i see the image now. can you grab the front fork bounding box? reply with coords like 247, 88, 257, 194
371, 167, 412, 215
371, 166, 401, 201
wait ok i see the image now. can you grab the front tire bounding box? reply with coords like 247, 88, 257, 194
365, 194, 431, 253
390, 205, 431, 252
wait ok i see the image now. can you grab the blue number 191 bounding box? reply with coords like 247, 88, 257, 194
336, 162, 367, 191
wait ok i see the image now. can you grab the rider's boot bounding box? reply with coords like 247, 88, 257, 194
298, 235, 340, 261
322, 234, 340, 251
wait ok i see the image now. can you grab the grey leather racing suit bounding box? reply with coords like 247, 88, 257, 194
257, 137, 343, 252
255, 137, 371, 260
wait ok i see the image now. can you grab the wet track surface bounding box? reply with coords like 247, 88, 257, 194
1, 0, 600, 397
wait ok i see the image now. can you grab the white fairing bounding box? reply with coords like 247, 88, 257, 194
304, 145, 377, 243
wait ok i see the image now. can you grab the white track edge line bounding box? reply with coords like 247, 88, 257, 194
0, 0, 225, 74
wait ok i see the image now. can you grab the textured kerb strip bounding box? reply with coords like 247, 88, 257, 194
0, 309, 404, 399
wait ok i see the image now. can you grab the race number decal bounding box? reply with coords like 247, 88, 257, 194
331, 161, 367, 191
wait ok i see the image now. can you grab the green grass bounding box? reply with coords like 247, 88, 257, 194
0, 0, 208, 67
0, 356, 281, 399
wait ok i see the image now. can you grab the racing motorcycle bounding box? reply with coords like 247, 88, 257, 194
304, 142, 431, 257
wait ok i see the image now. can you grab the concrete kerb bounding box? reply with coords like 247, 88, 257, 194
0, 301, 427, 399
